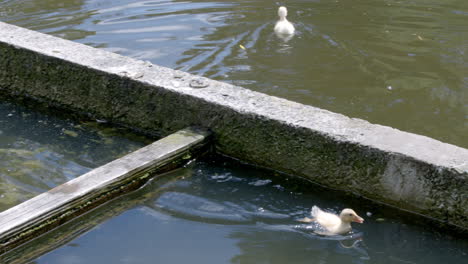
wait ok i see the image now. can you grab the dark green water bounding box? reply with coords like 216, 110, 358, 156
0, 101, 152, 211
4, 157, 466, 264
1, 0, 467, 147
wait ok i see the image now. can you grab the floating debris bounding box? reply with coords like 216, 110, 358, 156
412, 33, 424, 40
376, 218, 385, 222
248, 179, 272, 186
63, 129, 78, 137
239, 44, 246, 50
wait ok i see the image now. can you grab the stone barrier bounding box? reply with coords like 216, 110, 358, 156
0, 21, 466, 230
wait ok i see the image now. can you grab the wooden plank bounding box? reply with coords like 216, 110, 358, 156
0, 127, 211, 254
0, 170, 185, 264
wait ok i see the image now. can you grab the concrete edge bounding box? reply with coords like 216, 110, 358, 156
0, 21, 466, 229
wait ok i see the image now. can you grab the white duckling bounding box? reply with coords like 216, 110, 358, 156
299, 206, 364, 235
274, 6, 295, 35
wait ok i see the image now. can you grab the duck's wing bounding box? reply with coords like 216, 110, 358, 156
312, 206, 341, 230
311, 206, 321, 218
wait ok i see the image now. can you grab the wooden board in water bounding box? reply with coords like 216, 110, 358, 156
0, 127, 211, 254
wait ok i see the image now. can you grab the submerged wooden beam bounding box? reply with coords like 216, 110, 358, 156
0, 169, 187, 264
0, 127, 211, 254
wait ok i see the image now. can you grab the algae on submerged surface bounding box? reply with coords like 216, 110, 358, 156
0, 101, 153, 211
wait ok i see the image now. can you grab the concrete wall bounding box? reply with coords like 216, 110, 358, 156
0, 21, 467, 230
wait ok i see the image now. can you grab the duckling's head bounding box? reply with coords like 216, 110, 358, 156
278, 6, 288, 19
340, 209, 364, 223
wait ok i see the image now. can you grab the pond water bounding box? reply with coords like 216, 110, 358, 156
1, 0, 467, 148
0, 1, 467, 263
4, 156, 466, 264
0, 100, 153, 211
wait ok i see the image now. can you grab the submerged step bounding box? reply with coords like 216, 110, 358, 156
0, 21, 466, 230
0, 127, 211, 254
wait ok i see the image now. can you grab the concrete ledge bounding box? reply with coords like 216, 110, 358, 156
0, 127, 211, 254
0, 21, 467, 229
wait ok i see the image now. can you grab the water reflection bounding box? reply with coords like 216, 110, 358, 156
275, 31, 294, 42
3, 157, 462, 264
1, 0, 95, 40
2, 0, 467, 147
229, 229, 368, 264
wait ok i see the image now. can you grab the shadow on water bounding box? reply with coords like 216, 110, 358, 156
1, 0, 467, 147
3, 155, 466, 264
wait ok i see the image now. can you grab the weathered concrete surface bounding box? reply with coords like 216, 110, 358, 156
0, 21, 467, 229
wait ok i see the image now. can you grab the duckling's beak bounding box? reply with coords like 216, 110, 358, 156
353, 215, 364, 223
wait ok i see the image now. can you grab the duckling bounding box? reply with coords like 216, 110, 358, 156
299, 206, 364, 235
274, 6, 295, 35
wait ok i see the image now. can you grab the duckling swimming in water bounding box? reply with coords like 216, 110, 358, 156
274, 6, 295, 35
299, 206, 364, 235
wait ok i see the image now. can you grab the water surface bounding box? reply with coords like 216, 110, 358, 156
1, 0, 466, 147
7, 157, 466, 264
0, 100, 152, 211
1, 2, 467, 262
